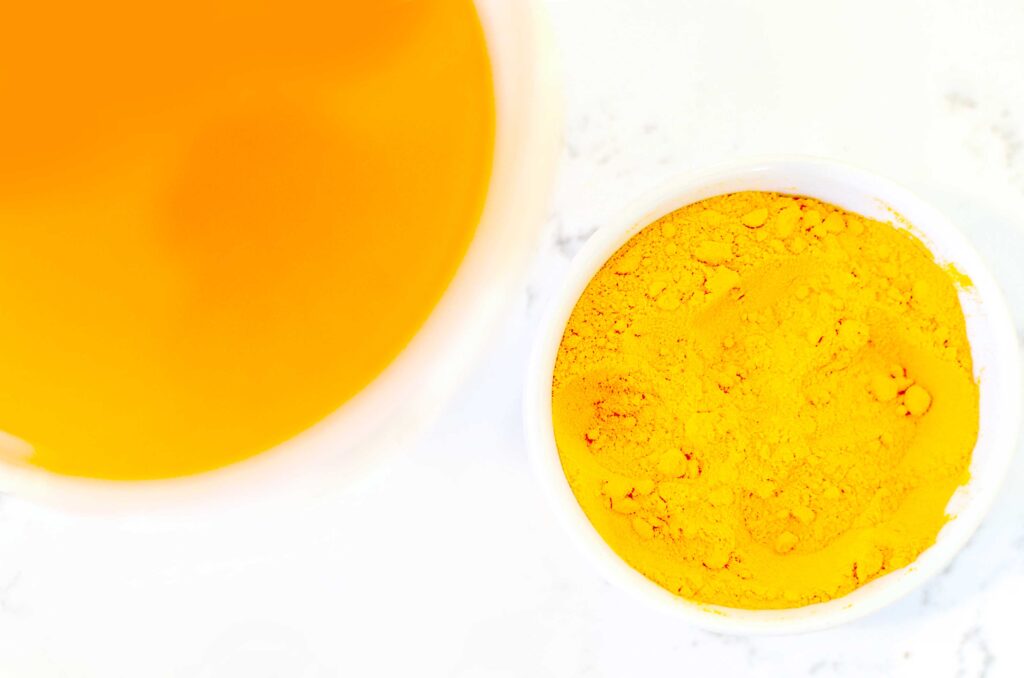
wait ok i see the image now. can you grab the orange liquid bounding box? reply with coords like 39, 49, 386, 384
0, 1, 494, 479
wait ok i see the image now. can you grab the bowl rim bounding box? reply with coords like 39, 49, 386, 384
0, 0, 561, 514
523, 155, 1022, 634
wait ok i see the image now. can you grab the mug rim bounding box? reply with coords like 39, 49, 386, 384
0, 0, 561, 514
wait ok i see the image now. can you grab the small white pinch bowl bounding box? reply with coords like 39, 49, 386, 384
524, 157, 1021, 634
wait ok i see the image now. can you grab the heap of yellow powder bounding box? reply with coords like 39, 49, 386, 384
551, 191, 979, 609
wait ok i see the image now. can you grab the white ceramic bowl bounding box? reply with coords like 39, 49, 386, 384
0, 0, 560, 513
525, 157, 1021, 634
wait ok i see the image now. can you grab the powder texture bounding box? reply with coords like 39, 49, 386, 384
551, 191, 979, 609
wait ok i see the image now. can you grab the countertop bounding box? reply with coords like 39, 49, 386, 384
2, 0, 1024, 675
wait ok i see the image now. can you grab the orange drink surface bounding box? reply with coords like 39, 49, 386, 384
0, 1, 495, 479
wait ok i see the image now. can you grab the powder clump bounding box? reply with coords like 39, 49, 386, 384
551, 191, 979, 609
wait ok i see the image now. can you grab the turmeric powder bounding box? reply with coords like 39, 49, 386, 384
552, 191, 979, 609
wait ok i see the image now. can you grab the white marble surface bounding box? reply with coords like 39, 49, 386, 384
2, 0, 1024, 675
